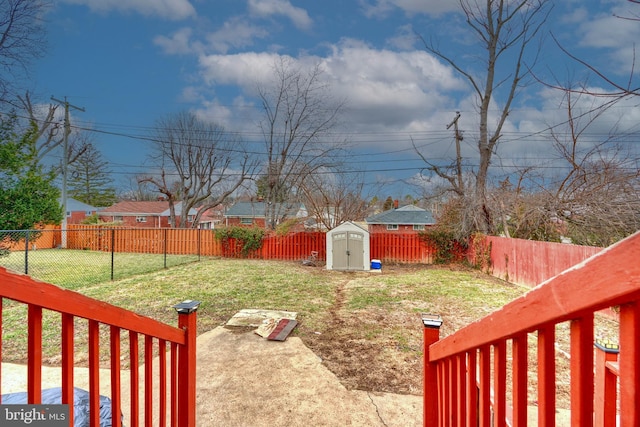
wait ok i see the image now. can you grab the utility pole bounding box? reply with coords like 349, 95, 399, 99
446, 111, 463, 193
51, 96, 85, 248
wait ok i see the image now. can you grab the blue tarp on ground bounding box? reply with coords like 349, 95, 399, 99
1, 387, 119, 427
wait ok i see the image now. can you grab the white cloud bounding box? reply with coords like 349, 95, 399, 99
205, 17, 270, 54
154, 27, 196, 55
386, 24, 420, 50
576, 6, 640, 73
154, 18, 270, 56
196, 40, 467, 150
248, 0, 312, 30
360, 0, 459, 18
61, 0, 196, 20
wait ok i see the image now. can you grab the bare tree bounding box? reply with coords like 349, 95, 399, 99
15, 92, 88, 167
493, 88, 640, 244
299, 168, 370, 230
548, 90, 640, 245
418, 0, 551, 234
140, 111, 257, 228
0, 0, 49, 99
257, 57, 345, 228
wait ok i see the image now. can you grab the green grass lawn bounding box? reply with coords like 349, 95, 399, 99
0, 249, 199, 289
1, 257, 527, 392
1, 256, 617, 404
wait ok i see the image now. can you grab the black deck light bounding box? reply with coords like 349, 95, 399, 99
172, 300, 201, 314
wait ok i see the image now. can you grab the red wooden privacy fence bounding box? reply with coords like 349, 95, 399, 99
17, 225, 437, 264
370, 232, 435, 264
471, 235, 603, 288
0, 267, 199, 427
422, 231, 640, 426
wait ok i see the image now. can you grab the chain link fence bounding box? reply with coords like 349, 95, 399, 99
0, 228, 203, 289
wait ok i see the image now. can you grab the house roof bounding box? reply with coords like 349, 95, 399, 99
365, 205, 436, 225
98, 201, 196, 216
59, 197, 98, 212
224, 201, 305, 218
330, 221, 369, 234
197, 205, 225, 223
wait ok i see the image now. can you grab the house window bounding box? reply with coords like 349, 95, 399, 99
386, 224, 399, 230
114, 216, 123, 222
413, 225, 425, 231
187, 215, 194, 222
136, 216, 147, 223
240, 218, 253, 225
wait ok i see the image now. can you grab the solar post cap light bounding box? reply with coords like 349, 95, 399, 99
173, 300, 201, 314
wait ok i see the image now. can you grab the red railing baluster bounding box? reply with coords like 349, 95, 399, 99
0, 298, 3, 403
450, 357, 458, 426
570, 315, 594, 426
443, 358, 451, 426
537, 324, 556, 427
27, 305, 42, 403
437, 361, 444, 426
456, 353, 466, 426
62, 313, 75, 423
512, 333, 528, 427
130, 331, 140, 427
619, 301, 640, 426
465, 350, 477, 427
145, 335, 153, 427
110, 326, 122, 427
478, 345, 491, 426
493, 341, 507, 426
159, 339, 167, 427
171, 342, 178, 427
88, 319, 100, 427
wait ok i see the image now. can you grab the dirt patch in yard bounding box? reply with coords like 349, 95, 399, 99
298, 264, 500, 397
296, 264, 620, 412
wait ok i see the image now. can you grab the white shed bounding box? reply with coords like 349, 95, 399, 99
326, 222, 370, 271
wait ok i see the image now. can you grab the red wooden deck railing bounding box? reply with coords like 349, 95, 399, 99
0, 267, 199, 426
423, 231, 640, 426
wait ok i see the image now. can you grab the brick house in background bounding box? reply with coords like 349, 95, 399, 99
98, 201, 197, 228
224, 201, 307, 229
365, 205, 436, 234
197, 205, 225, 229
60, 197, 99, 225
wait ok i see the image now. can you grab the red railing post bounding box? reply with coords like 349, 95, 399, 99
594, 340, 619, 427
422, 314, 443, 427
174, 300, 201, 427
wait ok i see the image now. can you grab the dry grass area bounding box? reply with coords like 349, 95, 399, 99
1, 258, 620, 411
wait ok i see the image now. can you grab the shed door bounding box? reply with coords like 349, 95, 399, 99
332, 231, 365, 270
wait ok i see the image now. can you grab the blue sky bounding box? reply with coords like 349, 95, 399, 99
29, 0, 640, 197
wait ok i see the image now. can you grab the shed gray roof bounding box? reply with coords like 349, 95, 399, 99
365, 205, 436, 225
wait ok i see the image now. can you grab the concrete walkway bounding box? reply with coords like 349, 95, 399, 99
2, 327, 422, 427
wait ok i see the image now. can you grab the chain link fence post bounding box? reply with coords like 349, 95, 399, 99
24, 230, 30, 275
111, 228, 115, 281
